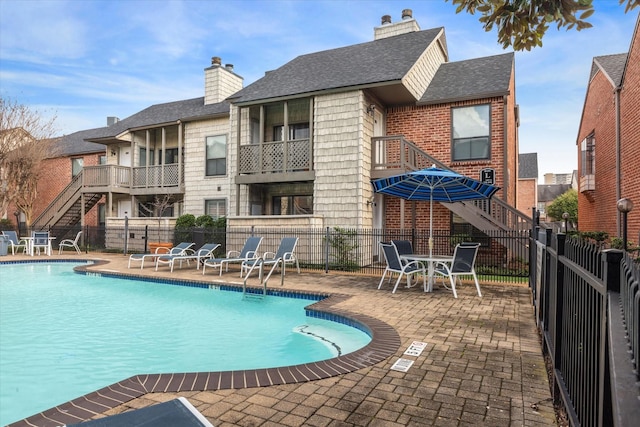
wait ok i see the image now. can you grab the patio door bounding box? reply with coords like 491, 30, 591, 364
118, 200, 132, 218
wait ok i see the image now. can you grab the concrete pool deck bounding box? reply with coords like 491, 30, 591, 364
3, 252, 556, 426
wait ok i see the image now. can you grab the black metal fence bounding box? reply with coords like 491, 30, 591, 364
531, 228, 640, 426
40, 224, 529, 282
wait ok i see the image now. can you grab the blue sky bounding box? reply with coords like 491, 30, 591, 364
0, 0, 637, 180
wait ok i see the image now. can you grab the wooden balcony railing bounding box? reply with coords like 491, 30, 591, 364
238, 138, 312, 174
82, 164, 181, 190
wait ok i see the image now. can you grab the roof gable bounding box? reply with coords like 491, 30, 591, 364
419, 52, 514, 105
591, 53, 627, 87
229, 28, 444, 104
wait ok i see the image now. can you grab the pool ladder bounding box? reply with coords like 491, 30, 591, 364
242, 256, 284, 298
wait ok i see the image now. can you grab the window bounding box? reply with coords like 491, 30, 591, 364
139, 148, 154, 166
273, 123, 310, 141
205, 199, 226, 219
452, 105, 490, 161
272, 195, 313, 215
206, 135, 226, 176
581, 134, 595, 175
98, 155, 107, 165
71, 158, 84, 177
164, 148, 178, 164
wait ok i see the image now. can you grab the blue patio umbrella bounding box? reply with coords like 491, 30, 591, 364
371, 165, 499, 257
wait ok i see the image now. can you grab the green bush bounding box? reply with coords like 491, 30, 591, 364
195, 215, 216, 228
175, 214, 196, 229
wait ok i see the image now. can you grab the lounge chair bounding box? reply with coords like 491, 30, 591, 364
31, 231, 52, 256
202, 236, 263, 276
58, 230, 83, 254
155, 242, 221, 272
433, 242, 482, 298
378, 242, 426, 293
241, 237, 300, 279
128, 242, 195, 269
2, 230, 27, 255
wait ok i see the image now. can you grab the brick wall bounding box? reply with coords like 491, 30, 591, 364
578, 23, 640, 244
577, 69, 618, 235
8, 153, 104, 227
517, 179, 536, 218
384, 97, 512, 230
620, 25, 640, 243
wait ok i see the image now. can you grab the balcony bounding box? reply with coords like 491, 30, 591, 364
236, 138, 314, 184
83, 164, 183, 195
580, 174, 595, 192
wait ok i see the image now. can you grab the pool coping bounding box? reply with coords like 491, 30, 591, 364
2, 259, 401, 427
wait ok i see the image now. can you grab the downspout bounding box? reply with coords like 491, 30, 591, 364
235, 106, 242, 216
503, 96, 509, 201
615, 86, 622, 236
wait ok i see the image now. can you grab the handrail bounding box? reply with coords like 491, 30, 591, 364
242, 256, 285, 298
32, 171, 83, 228
371, 135, 533, 231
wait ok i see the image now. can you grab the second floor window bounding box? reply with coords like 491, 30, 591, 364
581, 134, 595, 176
206, 135, 226, 176
452, 104, 490, 161
72, 158, 83, 177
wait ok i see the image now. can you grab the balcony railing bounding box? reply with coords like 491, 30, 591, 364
238, 138, 311, 174
83, 164, 182, 190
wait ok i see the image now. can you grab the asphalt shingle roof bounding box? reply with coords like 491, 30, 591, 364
229, 28, 444, 104
51, 129, 106, 158
538, 184, 572, 202
592, 53, 627, 87
85, 97, 230, 141
419, 52, 513, 104
518, 153, 538, 179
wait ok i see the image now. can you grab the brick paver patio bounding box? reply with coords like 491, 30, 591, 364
3, 253, 556, 426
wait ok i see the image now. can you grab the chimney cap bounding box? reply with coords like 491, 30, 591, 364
381, 15, 391, 25
225, 63, 234, 71
402, 9, 412, 20
211, 56, 221, 67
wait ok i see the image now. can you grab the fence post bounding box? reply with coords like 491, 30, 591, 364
144, 225, 148, 253
123, 215, 128, 255
552, 233, 566, 370
602, 249, 623, 293
325, 227, 330, 273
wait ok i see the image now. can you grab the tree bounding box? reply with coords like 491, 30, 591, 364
449, 0, 640, 51
0, 97, 58, 226
546, 188, 578, 224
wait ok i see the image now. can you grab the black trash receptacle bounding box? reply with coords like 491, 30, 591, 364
0, 235, 8, 256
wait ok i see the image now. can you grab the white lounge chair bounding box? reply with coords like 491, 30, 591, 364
58, 231, 82, 254
31, 231, 52, 256
128, 242, 195, 269
202, 236, 263, 276
2, 230, 27, 255
156, 242, 221, 272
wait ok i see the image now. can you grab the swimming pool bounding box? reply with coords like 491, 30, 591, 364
0, 261, 373, 425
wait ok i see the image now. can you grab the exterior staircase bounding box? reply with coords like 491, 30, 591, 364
31, 171, 102, 230
371, 135, 534, 251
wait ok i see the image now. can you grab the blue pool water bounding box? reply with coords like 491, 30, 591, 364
0, 262, 371, 425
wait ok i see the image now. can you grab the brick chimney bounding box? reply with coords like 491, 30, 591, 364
374, 8, 420, 40
204, 56, 243, 105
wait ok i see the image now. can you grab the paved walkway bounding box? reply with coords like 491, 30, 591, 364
4, 253, 556, 426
